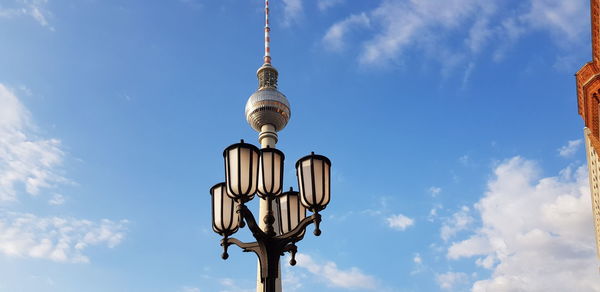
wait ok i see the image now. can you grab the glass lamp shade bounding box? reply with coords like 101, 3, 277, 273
257, 147, 285, 198
210, 182, 240, 237
223, 140, 259, 202
276, 189, 306, 235
296, 152, 331, 212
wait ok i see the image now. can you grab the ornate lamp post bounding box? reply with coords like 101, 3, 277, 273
209, 1, 331, 292
210, 149, 330, 292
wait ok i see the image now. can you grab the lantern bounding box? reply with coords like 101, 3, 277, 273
276, 188, 306, 235
223, 140, 259, 203
210, 182, 240, 237
258, 147, 285, 198
296, 152, 331, 212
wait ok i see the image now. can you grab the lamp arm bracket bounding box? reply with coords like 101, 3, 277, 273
221, 237, 260, 254
275, 213, 321, 243
221, 237, 280, 282
238, 204, 267, 240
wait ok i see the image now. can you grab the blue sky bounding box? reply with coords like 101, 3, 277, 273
0, 0, 599, 291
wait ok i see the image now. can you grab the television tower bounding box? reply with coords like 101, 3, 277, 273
245, 1, 289, 290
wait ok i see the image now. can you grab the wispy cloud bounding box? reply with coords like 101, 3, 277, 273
0, 84, 129, 264
413, 253, 422, 264
428, 186, 442, 197
180, 287, 200, 292
282, 264, 305, 292
0, 0, 54, 30
458, 155, 471, 166
0, 84, 67, 201
323, 13, 370, 51
558, 139, 583, 157
410, 253, 427, 275
386, 214, 414, 231
0, 211, 128, 263
356, 0, 495, 66
440, 206, 473, 241
218, 278, 253, 292
523, 0, 588, 44
296, 253, 377, 290
428, 204, 443, 222
323, 0, 588, 73
436, 272, 469, 290
447, 157, 600, 290
317, 0, 344, 12
282, 0, 303, 27
48, 193, 65, 206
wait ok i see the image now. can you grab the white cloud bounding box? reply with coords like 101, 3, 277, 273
0, 8, 19, 18
447, 157, 600, 291
428, 208, 437, 219
558, 139, 583, 157
357, 0, 494, 65
0, 0, 53, 29
440, 206, 473, 241
523, 0, 588, 44
466, 18, 493, 54
282, 0, 303, 26
180, 287, 200, 292
410, 253, 427, 275
429, 186, 442, 197
48, 193, 65, 206
386, 214, 414, 231
0, 84, 67, 201
323, 0, 587, 71
0, 84, 129, 264
18, 85, 33, 96
0, 211, 128, 263
475, 255, 496, 269
296, 253, 377, 290
322, 13, 370, 51
436, 272, 469, 290
458, 155, 471, 166
428, 204, 442, 222
317, 0, 344, 12
28, 3, 48, 27
218, 278, 253, 292
282, 264, 305, 292
413, 253, 422, 264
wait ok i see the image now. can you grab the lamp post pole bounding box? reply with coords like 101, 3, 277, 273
257, 123, 280, 292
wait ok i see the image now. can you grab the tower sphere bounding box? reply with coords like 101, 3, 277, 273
245, 64, 291, 132
245, 88, 291, 132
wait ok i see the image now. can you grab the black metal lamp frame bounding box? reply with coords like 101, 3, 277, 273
214, 141, 329, 292
220, 202, 321, 292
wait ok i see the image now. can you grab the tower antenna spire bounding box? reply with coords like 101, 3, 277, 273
245, 0, 290, 144
264, 0, 272, 64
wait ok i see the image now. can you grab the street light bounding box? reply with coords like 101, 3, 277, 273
210, 141, 331, 292
209, 1, 331, 291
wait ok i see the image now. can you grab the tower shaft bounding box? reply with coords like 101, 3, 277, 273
254, 1, 284, 291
